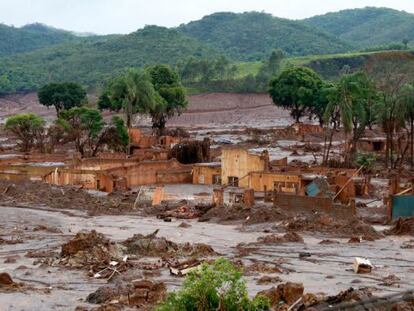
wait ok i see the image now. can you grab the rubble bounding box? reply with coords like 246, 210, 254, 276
86, 280, 166, 309
0, 272, 20, 292
257, 282, 304, 307
353, 257, 373, 274
256, 231, 304, 244
121, 230, 216, 258
0, 180, 135, 215
60, 230, 121, 274
385, 217, 414, 236
285, 215, 383, 239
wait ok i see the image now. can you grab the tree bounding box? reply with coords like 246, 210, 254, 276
256, 49, 284, 91
38, 82, 87, 116
269, 67, 323, 123
156, 258, 269, 311
309, 81, 330, 126
99, 69, 158, 127
57, 107, 128, 157
365, 52, 414, 169
5, 113, 45, 152
398, 83, 414, 168
146, 64, 188, 135
323, 72, 375, 165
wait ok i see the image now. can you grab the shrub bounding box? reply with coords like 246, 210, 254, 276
156, 258, 270, 311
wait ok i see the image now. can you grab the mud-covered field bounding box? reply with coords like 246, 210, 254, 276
0, 93, 413, 310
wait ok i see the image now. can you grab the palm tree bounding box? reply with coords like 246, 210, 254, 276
109, 69, 158, 128
324, 73, 369, 166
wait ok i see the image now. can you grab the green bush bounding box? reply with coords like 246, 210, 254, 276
156, 258, 270, 311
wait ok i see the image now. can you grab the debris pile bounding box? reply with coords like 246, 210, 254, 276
122, 230, 216, 258
199, 205, 286, 224
156, 203, 211, 220
0, 180, 134, 215
257, 282, 304, 307
256, 231, 304, 244
285, 215, 383, 239
385, 217, 414, 236
86, 280, 166, 309
60, 230, 121, 274
0, 272, 20, 292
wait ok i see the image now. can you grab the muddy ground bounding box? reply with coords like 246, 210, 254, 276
0, 93, 413, 310
0, 92, 291, 129
0, 179, 413, 310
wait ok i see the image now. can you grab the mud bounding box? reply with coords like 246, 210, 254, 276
0, 180, 136, 215
386, 217, 414, 236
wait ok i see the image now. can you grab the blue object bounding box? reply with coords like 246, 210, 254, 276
306, 182, 320, 197
392, 195, 414, 219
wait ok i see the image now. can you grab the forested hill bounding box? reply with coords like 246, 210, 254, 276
303, 7, 414, 48
2, 8, 414, 94
0, 23, 79, 56
0, 26, 218, 92
178, 12, 352, 61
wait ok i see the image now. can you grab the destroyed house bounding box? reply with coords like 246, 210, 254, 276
44, 158, 192, 192
221, 148, 269, 188
193, 162, 222, 185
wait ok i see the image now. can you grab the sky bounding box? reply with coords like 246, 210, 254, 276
1, 0, 414, 35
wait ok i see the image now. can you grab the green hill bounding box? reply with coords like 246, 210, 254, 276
0, 26, 219, 92
178, 12, 352, 60
304, 7, 414, 48
0, 23, 79, 56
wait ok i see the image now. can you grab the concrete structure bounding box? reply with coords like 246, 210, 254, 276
248, 171, 305, 194
193, 163, 221, 185
44, 159, 192, 192
357, 137, 386, 152
221, 148, 269, 188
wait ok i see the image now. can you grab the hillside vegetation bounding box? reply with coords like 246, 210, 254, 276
178, 12, 352, 60
0, 23, 79, 56
2, 7, 414, 94
0, 26, 218, 92
304, 7, 414, 48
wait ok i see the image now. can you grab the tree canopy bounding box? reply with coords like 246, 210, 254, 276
57, 107, 128, 157
147, 64, 188, 134
98, 69, 158, 127
38, 82, 87, 115
269, 67, 323, 123
5, 113, 45, 152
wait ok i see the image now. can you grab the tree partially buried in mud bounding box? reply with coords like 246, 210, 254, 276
156, 258, 270, 311
5, 113, 45, 152
98, 65, 187, 134
98, 69, 158, 128
147, 64, 188, 135
269, 67, 323, 123
56, 107, 129, 157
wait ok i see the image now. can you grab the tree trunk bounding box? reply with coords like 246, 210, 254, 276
411, 118, 414, 169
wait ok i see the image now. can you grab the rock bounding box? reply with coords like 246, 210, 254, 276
280, 282, 304, 304
0, 273, 14, 286
86, 280, 166, 307
257, 282, 304, 307
348, 236, 361, 243
257, 287, 281, 306
299, 252, 311, 258
178, 222, 191, 228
